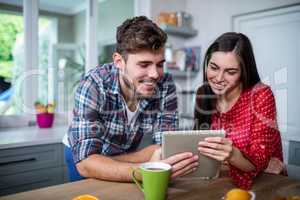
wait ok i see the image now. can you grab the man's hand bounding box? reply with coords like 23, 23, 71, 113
150, 147, 199, 179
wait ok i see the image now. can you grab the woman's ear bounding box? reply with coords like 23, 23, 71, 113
113, 52, 125, 69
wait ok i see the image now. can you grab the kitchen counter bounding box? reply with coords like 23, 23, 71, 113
0, 173, 299, 200
0, 125, 68, 150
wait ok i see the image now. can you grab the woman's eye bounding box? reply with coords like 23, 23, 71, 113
209, 65, 218, 70
227, 71, 237, 75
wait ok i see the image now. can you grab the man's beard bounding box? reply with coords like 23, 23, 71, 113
120, 66, 159, 100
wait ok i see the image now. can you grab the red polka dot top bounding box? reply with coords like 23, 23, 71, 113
211, 83, 283, 190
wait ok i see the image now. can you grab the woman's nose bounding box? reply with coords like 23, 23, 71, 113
215, 71, 224, 82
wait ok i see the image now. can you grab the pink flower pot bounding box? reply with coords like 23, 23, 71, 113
36, 113, 54, 128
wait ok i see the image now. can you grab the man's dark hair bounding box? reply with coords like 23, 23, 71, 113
116, 16, 167, 60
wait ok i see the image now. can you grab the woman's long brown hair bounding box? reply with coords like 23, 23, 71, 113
194, 32, 261, 130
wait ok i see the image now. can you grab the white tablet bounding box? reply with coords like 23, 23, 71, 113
162, 130, 225, 179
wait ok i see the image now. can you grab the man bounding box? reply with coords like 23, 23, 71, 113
64, 16, 198, 182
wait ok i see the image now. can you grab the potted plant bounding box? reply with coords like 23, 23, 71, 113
34, 101, 55, 128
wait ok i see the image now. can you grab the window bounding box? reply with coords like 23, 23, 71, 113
0, 3, 24, 115
0, 0, 134, 127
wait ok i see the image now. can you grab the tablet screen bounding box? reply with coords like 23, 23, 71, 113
162, 130, 225, 179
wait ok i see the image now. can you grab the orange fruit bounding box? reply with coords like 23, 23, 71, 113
72, 194, 99, 200
225, 188, 251, 200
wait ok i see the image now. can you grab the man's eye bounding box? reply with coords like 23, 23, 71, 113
157, 63, 164, 68
139, 64, 148, 68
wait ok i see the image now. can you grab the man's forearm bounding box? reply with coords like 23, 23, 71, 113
113, 144, 160, 163
76, 154, 140, 182
76, 145, 159, 181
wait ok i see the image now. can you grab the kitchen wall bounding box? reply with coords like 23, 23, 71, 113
185, 0, 300, 89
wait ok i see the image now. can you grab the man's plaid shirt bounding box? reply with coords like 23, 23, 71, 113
68, 63, 179, 163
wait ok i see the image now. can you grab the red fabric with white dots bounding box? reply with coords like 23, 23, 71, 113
211, 83, 283, 190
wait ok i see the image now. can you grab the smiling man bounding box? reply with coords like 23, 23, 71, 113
64, 16, 199, 182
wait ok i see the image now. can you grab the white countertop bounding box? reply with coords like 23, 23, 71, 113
0, 125, 68, 150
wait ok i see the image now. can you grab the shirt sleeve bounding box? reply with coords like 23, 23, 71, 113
245, 86, 279, 171
67, 76, 105, 163
153, 74, 179, 144
229, 85, 282, 189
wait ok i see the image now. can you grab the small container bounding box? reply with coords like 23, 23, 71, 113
183, 12, 192, 28
176, 11, 183, 27
176, 11, 192, 28
157, 12, 177, 26
36, 113, 54, 128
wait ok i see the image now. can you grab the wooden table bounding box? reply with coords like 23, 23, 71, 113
1, 174, 299, 200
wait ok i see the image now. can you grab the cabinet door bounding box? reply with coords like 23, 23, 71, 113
0, 144, 63, 176
0, 167, 63, 196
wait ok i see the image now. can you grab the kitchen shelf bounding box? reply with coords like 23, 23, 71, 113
160, 24, 198, 38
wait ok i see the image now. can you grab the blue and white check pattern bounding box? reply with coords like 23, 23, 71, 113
68, 63, 178, 163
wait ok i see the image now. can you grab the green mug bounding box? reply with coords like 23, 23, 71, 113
132, 162, 171, 200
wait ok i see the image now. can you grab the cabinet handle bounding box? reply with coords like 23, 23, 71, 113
0, 158, 36, 166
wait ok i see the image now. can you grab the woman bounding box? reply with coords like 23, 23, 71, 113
194, 32, 285, 189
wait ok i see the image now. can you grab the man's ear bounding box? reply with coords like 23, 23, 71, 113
113, 52, 125, 69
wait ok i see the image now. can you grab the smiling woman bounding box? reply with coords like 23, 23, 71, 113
194, 32, 284, 190
206, 51, 242, 103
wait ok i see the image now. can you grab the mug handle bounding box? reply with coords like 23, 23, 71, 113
132, 168, 144, 193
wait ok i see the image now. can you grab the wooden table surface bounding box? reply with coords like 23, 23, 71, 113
1, 174, 299, 200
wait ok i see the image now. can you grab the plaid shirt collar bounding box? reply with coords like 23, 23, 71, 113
107, 65, 121, 95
